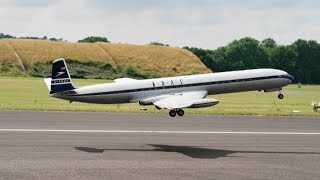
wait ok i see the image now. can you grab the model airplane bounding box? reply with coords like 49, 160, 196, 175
44, 58, 294, 117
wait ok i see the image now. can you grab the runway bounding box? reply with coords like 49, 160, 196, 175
0, 111, 319, 179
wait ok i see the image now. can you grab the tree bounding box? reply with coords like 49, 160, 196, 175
183, 46, 216, 71
78, 36, 110, 43
0, 33, 15, 39
261, 38, 277, 49
223, 37, 269, 70
292, 39, 320, 83
49, 38, 58, 41
270, 45, 297, 75
20, 36, 41, 40
149, 42, 169, 46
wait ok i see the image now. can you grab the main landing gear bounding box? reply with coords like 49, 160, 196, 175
169, 109, 184, 117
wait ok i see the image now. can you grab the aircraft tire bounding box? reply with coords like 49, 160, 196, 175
169, 110, 177, 117
278, 93, 284, 99
177, 109, 184, 116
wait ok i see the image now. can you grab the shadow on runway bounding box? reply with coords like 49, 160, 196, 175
74, 144, 320, 159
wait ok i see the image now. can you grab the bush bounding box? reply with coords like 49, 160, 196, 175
125, 66, 147, 79
149, 42, 169, 46
0, 60, 26, 76
78, 36, 110, 43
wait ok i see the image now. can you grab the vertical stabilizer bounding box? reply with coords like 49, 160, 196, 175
50, 58, 75, 94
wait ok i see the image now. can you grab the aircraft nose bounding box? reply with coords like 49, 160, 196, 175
284, 73, 294, 83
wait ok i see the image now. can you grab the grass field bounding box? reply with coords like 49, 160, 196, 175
0, 77, 319, 116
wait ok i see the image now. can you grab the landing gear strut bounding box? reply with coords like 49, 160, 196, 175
169, 109, 185, 117
278, 90, 284, 99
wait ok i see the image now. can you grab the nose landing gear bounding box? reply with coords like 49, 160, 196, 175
278, 93, 284, 99
169, 109, 185, 117
278, 90, 284, 100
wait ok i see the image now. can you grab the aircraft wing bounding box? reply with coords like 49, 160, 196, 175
153, 91, 219, 109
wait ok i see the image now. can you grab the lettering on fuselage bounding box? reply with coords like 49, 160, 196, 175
152, 79, 183, 89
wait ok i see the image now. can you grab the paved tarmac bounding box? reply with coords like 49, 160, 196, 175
0, 111, 319, 180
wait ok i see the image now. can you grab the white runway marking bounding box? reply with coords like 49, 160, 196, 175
0, 129, 319, 135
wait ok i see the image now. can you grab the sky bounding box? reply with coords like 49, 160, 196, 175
0, 0, 319, 49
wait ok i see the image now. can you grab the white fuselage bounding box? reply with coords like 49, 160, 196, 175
52, 69, 293, 104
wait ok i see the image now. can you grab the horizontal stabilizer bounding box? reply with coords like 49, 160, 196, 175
44, 78, 52, 91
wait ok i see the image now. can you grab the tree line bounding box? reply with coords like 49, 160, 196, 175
184, 37, 320, 84
0, 33, 64, 41
0, 33, 111, 43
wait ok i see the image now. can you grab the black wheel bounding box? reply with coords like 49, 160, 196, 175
177, 109, 184, 116
169, 110, 176, 117
278, 94, 284, 99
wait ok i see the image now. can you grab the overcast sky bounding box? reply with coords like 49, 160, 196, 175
0, 0, 319, 49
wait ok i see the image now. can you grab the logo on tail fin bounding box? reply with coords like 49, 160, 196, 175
56, 71, 65, 77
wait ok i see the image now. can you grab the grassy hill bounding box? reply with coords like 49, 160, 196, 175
0, 39, 210, 79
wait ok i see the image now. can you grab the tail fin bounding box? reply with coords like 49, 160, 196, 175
50, 58, 75, 94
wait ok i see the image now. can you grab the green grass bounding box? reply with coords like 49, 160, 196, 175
0, 77, 319, 116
